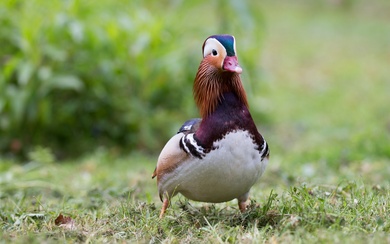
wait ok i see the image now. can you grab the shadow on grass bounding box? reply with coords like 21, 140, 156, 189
165, 191, 281, 231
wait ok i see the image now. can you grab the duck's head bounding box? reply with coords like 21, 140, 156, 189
201, 34, 242, 74
194, 34, 248, 118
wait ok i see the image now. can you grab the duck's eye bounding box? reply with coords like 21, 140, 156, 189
211, 49, 218, 56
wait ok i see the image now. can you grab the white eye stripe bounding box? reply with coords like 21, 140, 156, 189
203, 38, 227, 58
233, 36, 237, 56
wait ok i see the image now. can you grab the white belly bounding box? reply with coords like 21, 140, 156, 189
160, 130, 268, 203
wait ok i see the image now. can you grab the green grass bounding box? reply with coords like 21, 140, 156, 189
1, 152, 389, 243
2, 0, 390, 243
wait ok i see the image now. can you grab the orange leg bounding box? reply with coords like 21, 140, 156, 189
238, 200, 248, 213
238, 193, 249, 213
159, 198, 169, 218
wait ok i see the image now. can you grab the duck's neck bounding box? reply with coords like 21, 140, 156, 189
193, 61, 249, 119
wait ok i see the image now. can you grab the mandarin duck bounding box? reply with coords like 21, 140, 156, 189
152, 34, 269, 218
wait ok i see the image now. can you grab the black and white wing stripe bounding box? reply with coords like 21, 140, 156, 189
259, 139, 269, 160
179, 133, 206, 159
177, 118, 206, 159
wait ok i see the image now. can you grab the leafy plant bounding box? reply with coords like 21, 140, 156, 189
0, 0, 265, 158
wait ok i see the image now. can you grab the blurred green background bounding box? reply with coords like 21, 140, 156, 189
0, 0, 389, 166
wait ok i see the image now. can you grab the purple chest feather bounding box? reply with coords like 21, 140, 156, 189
194, 92, 265, 153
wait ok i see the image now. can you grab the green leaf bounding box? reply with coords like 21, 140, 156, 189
17, 61, 34, 86
50, 75, 84, 91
